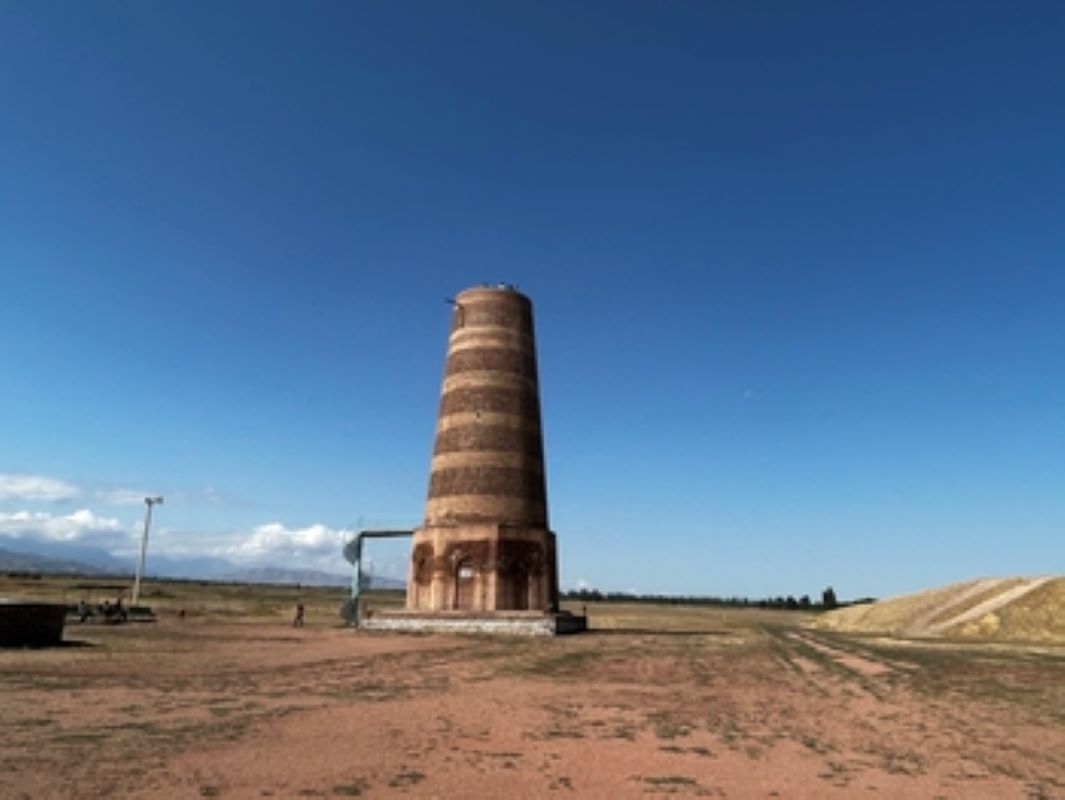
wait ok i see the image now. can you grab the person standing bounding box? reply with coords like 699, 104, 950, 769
293, 603, 305, 627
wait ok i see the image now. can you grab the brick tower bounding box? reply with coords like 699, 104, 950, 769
406, 284, 559, 613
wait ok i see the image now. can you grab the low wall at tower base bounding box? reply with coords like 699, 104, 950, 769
360, 608, 587, 636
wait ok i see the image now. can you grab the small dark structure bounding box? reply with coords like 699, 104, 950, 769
68, 583, 156, 623
0, 600, 66, 647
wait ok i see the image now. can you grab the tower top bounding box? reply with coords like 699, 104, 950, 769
459, 282, 522, 296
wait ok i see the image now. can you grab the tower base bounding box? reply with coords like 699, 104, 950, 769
407, 524, 558, 613
360, 608, 587, 636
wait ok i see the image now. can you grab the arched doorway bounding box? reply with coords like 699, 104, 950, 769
454, 560, 476, 610
412, 555, 431, 608
510, 563, 530, 610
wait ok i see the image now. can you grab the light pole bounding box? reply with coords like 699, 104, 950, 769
132, 496, 163, 608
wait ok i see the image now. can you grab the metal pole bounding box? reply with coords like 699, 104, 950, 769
132, 496, 162, 608
351, 535, 363, 627
341, 528, 413, 626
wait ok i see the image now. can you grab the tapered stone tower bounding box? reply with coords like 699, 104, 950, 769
407, 284, 559, 613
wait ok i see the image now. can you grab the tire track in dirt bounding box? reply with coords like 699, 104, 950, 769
785, 631, 897, 677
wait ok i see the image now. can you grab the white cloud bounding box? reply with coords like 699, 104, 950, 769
0, 508, 129, 542
0, 473, 81, 502
95, 488, 151, 506
0, 472, 237, 510
225, 522, 352, 559
153, 486, 242, 508
214, 521, 410, 578
0, 500, 401, 577
202, 487, 226, 506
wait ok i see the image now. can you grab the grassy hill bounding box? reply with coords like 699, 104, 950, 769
812, 576, 1065, 644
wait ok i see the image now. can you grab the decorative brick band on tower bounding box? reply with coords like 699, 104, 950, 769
407, 285, 559, 613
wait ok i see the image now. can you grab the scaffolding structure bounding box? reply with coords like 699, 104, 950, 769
341, 529, 413, 626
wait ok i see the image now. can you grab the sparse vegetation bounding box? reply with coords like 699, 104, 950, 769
331, 779, 368, 795
507, 649, 600, 676
1, 574, 1061, 798
387, 769, 425, 788
643, 774, 699, 787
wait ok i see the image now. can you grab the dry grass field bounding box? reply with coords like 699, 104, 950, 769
2, 576, 1063, 799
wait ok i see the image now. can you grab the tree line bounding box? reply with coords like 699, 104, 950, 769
562, 585, 874, 611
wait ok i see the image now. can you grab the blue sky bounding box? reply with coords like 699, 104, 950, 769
1, 2, 1062, 599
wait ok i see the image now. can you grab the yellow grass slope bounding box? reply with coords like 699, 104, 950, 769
812, 576, 1065, 644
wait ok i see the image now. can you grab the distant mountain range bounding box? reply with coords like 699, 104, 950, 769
0, 539, 230, 578
1, 540, 128, 573
0, 540, 402, 588
219, 565, 351, 587
219, 566, 404, 589
0, 545, 113, 575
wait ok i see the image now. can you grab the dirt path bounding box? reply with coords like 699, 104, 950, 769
785, 631, 895, 676
2, 617, 1063, 798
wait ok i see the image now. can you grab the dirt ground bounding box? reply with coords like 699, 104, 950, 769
1, 603, 1063, 799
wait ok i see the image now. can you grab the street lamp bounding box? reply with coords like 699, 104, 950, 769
132, 496, 163, 608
